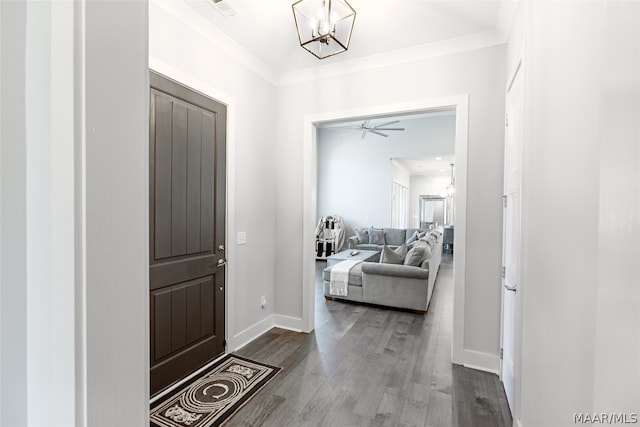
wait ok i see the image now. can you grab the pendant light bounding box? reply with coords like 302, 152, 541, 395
447, 163, 455, 197
292, 0, 356, 59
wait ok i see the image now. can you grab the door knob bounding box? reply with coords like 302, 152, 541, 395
217, 259, 227, 267
218, 245, 225, 252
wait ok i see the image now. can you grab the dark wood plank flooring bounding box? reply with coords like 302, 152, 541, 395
232, 255, 512, 426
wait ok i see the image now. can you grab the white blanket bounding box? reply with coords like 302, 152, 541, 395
329, 260, 361, 296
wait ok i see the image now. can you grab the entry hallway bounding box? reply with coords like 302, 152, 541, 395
232, 256, 512, 426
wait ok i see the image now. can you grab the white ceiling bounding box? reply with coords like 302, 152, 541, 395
319, 109, 456, 176
183, 0, 506, 75
393, 155, 456, 176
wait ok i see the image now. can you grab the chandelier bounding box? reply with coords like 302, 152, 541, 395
292, 0, 356, 59
447, 163, 455, 197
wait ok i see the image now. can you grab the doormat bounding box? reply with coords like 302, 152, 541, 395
150, 354, 280, 427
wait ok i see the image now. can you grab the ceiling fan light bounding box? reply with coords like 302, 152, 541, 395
292, 0, 356, 59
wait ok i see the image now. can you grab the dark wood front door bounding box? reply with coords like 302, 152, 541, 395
149, 72, 226, 396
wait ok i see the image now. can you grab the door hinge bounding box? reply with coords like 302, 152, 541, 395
505, 114, 509, 127
502, 266, 506, 278
502, 195, 507, 208
223, 339, 227, 349
500, 348, 504, 360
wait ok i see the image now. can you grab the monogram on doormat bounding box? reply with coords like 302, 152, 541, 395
150, 355, 280, 427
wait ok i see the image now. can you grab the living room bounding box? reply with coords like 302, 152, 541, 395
2, 1, 638, 426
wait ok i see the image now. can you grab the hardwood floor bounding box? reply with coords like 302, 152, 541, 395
232, 255, 512, 426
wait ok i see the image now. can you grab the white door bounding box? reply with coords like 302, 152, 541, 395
501, 62, 524, 413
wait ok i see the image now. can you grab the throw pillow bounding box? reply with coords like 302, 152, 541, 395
404, 245, 429, 266
368, 228, 385, 245
355, 228, 369, 243
405, 230, 419, 245
380, 244, 407, 264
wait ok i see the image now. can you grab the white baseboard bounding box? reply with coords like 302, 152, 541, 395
463, 349, 500, 375
273, 314, 304, 332
228, 315, 275, 352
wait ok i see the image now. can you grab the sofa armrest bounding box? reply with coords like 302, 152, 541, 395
347, 236, 359, 249
361, 262, 429, 279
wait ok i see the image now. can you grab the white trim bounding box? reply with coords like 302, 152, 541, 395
148, 57, 237, 362
149, 352, 228, 405
451, 97, 469, 366
301, 95, 469, 363
273, 315, 304, 332
74, 0, 88, 423
228, 315, 275, 353
279, 31, 505, 86
463, 350, 501, 375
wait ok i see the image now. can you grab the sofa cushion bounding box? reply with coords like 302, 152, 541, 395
368, 228, 385, 245
380, 244, 407, 264
355, 228, 369, 243
421, 234, 438, 248
362, 262, 429, 279
384, 228, 406, 246
323, 262, 363, 287
356, 243, 381, 251
404, 245, 429, 267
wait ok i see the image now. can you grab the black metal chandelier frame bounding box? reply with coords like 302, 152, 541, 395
292, 0, 356, 60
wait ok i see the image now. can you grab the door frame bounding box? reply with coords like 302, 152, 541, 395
148, 58, 236, 369
499, 52, 526, 422
300, 95, 470, 364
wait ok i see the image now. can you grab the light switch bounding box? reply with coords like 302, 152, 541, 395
237, 231, 247, 245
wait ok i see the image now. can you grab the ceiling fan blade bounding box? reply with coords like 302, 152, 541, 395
330, 124, 363, 130
361, 129, 367, 138
363, 120, 371, 129
369, 129, 389, 137
374, 127, 405, 131
373, 120, 400, 128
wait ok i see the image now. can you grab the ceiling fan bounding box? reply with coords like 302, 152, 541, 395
337, 119, 405, 138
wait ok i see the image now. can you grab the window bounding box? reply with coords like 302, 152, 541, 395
391, 181, 408, 229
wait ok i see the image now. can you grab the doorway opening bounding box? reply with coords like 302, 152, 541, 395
301, 95, 469, 364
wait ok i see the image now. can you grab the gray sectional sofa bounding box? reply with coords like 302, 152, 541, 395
324, 228, 442, 313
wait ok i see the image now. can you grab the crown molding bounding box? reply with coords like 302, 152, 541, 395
276, 30, 507, 86
152, 0, 507, 88
150, 0, 280, 86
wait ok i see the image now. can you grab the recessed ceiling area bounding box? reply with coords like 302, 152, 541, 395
393, 155, 455, 177
182, 0, 505, 74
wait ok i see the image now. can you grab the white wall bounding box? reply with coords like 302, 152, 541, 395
1, 1, 149, 425
316, 115, 455, 237
510, 1, 640, 425
85, 1, 149, 425
275, 46, 506, 367
1, 2, 29, 423
409, 175, 451, 228
149, 1, 279, 348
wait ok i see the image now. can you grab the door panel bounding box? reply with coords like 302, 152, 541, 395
501, 61, 523, 414
149, 71, 226, 396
